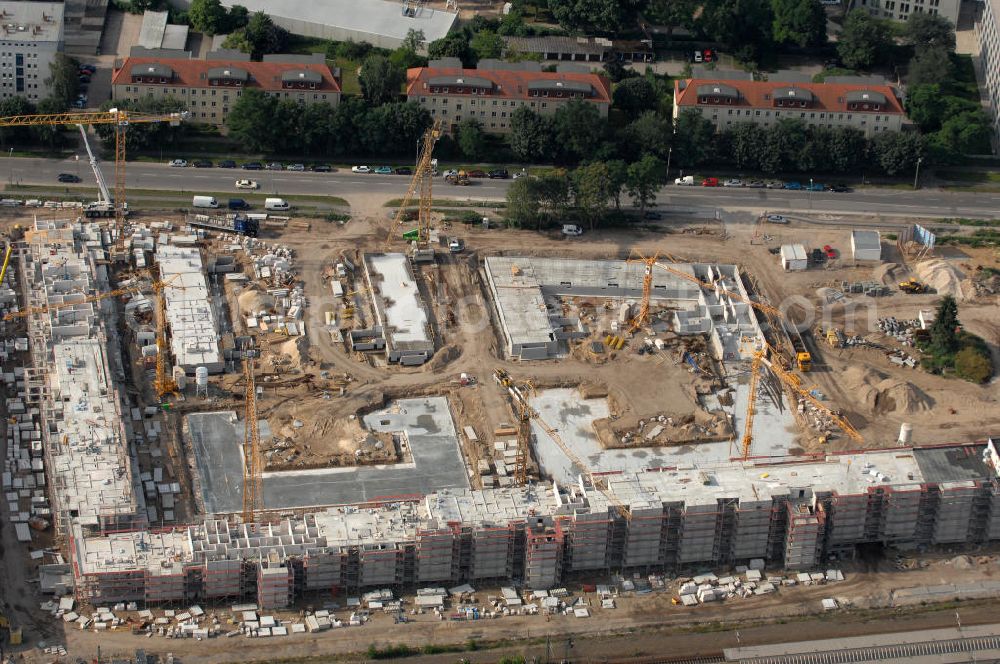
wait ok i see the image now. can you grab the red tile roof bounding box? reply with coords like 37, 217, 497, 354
674, 78, 904, 115
112, 57, 341, 93
406, 67, 611, 104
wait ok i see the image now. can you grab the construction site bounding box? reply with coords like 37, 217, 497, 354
1, 114, 1000, 660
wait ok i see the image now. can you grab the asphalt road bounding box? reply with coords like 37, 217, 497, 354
6, 155, 1000, 218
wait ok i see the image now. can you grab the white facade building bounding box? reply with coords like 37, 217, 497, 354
978, 0, 1000, 150
0, 2, 65, 103
851, 0, 960, 25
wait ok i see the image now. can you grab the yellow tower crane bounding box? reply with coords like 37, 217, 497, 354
242, 350, 264, 523
384, 118, 443, 252
761, 353, 863, 443
625, 250, 659, 332
494, 368, 631, 520
0, 109, 188, 253
740, 350, 764, 460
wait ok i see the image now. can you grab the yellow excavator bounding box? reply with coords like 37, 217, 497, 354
0, 612, 22, 646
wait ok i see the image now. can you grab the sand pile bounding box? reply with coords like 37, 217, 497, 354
872, 262, 907, 286
842, 366, 934, 415
914, 259, 968, 300
237, 286, 276, 315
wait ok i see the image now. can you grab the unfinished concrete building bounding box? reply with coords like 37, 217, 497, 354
483, 257, 761, 360
155, 243, 224, 373
359, 253, 434, 365
8, 221, 140, 538
72, 440, 1000, 604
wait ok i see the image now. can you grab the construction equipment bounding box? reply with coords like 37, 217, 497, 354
242, 349, 264, 523
0, 242, 12, 285
152, 275, 179, 399
0, 613, 22, 646
788, 327, 812, 372
494, 369, 631, 520
822, 327, 845, 348
760, 353, 863, 443
625, 250, 659, 332
740, 350, 764, 460
899, 278, 928, 294
77, 124, 116, 218
445, 170, 470, 186
0, 109, 188, 253
187, 212, 260, 237
383, 118, 442, 258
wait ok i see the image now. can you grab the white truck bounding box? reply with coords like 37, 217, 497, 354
674, 175, 695, 186
192, 195, 220, 209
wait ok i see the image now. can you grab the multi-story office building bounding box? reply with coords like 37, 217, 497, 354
0, 1, 64, 103
112, 52, 340, 127
851, 0, 959, 25
406, 59, 611, 134
978, 0, 1000, 151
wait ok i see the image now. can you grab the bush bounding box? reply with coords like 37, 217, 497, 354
955, 347, 993, 383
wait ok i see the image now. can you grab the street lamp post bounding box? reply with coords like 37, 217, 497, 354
913, 156, 923, 190
665, 147, 673, 183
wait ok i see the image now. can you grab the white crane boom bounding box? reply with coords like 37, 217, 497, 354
77, 124, 112, 204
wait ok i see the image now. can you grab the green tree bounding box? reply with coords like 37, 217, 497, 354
537, 172, 571, 219
457, 118, 487, 159
933, 109, 993, 156
0, 97, 35, 147
606, 159, 628, 209
224, 11, 289, 59
867, 131, 924, 176
823, 127, 866, 172
673, 109, 716, 168
837, 10, 892, 70
226, 4, 249, 31
547, 0, 643, 34
571, 161, 613, 230
727, 122, 765, 170
402, 28, 425, 52
929, 295, 960, 356
907, 47, 953, 87
624, 111, 672, 160
613, 77, 656, 120
506, 176, 543, 228
330, 96, 370, 156
34, 97, 66, 148
359, 55, 404, 107
362, 102, 431, 155
509, 107, 553, 162
771, 0, 827, 47
954, 346, 993, 383
759, 118, 807, 174
552, 100, 605, 163
626, 155, 663, 217
702, 0, 774, 62
226, 87, 278, 151
905, 83, 945, 130
297, 102, 336, 155
45, 53, 80, 109
188, 0, 227, 35
904, 12, 955, 50
498, 10, 530, 36
428, 33, 475, 66
645, 0, 700, 31
469, 29, 504, 60
95, 97, 187, 153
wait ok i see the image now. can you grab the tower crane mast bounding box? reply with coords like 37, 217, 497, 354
384, 118, 442, 252
242, 350, 263, 523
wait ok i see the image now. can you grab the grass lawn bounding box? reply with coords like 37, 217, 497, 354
333, 58, 362, 95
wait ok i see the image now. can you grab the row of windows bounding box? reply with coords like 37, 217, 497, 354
721, 120, 890, 132
0, 92, 38, 99
723, 108, 892, 121
123, 85, 334, 101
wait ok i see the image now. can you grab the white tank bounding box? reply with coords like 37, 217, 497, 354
195, 366, 209, 388
172, 366, 187, 390
898, 422, 913, 445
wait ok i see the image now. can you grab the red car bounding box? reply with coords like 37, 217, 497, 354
823, 244, 837, 259
701, 177, 719, 187
467, 169, 487, 178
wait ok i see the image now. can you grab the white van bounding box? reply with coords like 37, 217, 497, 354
674, 175, 695, 186
561, 224, 583, 236
264, 197, 290, 211
192, 195, 219, 209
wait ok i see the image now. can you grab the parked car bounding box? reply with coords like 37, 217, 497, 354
467, 169, 487, 178
782, 181, 803, 190
169, 159, 187, 167
72, 99, 86, 108
78, 74, 91, 84
218, 159, 237, 168
374, 166, 394, 174
701, 177, 719, 187
746, 180, 765, 188
805, 182, 824, 191
395, 167, 412, 176
723, 178, 743, 187
643, 210, 663, 220
824, 244, 837, 259
311, 164, 332, 172
78, 64, 97, 74
674, 175, 695, 186
228, 198, 251, 210
57, 173, 81, 183
442, 169, 458, 179
766, 214, 788, 224
265, 162, 283, 171
235, 179, 259, 189
488, 169, 509, 179
193, 159, 213, 168
829, 183, 850, 193
242, 162, 263, 170
561, 224, 584, 236
286, 163, 305, 171
765, 180, 783, 189
448, 238, 465, 252
351, 165, 372, 173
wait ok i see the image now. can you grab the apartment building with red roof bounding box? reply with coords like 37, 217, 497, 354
112, 51, 341, 127
406, 59, 611, 134
673, 75, 907, 137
